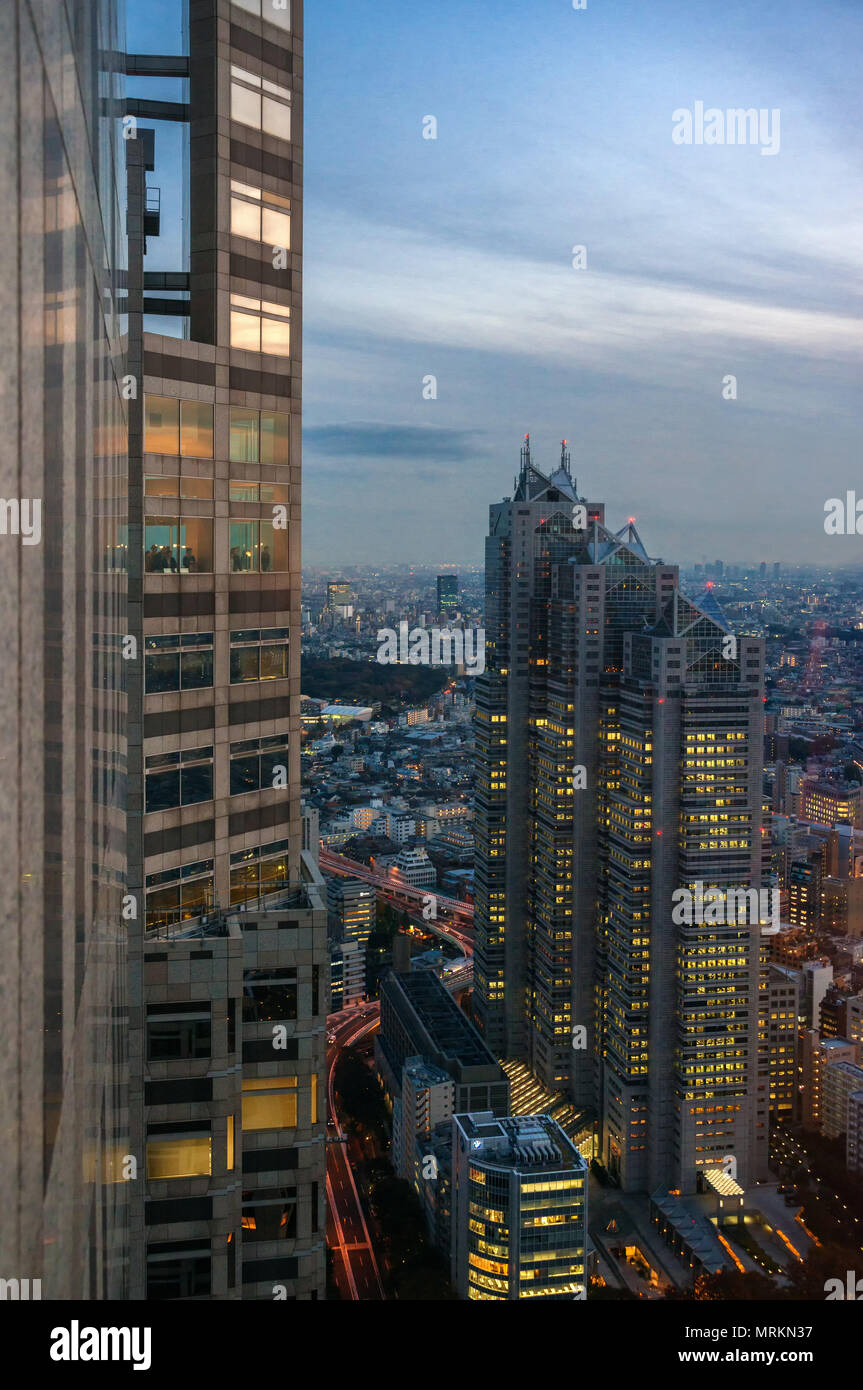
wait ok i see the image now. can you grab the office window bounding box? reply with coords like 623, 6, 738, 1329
230, 67, 292, 140
232, 0, 291, 31
146, 1130, 212, 1180
145, 475, 213, 499
229, 519, 288, 571
229, 407, 290, 465
144, 395, 180, 453
146, 746, 214, 812
146, 1245, 211, 1300
241, 1189, 297, 1243
180, 400, 214, 457
230, 180, 291, 246
230, 734, 289, 797
230, 407, 259, 463
145, 632, 214, 693
145, 396, 213, 457
230, 294, 291, 356
230, 628, 289, 683
241, 1077, 297, 1131
230, 840, 290, 904
145, 517, 213, 572
229, 480, 290, 503
146, 1007, 211, 1061
145, 863, 214, 931
243, 967, 297, 1023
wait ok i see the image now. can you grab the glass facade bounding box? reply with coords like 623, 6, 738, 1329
0, 0, 129, 1298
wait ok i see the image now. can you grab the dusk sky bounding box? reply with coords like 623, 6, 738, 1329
302, 0, 862, 568
131, 0, 863, 568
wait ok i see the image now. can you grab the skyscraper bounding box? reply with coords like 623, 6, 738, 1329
125, 0, 326, 1299
437, 573, 459, 613
473, 440, 767, 1193
0, 0, 129, 1299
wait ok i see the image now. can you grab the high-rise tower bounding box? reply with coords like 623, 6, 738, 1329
473, 441, 768, 1193
0, 0, 129, 1299
125, 0, 327, 1299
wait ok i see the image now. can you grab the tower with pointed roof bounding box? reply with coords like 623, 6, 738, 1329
473, 440, 768, 1193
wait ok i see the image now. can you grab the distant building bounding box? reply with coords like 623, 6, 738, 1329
326, 877, 375, 945
451, 1112, 588, 1300
393, 1058, 454, 1184
376, 969, 509, 1118
301, 802, 320, 866
389, 847, 437, 890
437, 574, 459, 612
822, 1061, 863, 1140
848, 1091, 863, 1172
801, 781, 863, 830
800, 1034, 858, 1131
767, 966, 800, 1121
322, 704, 373, 724
330, 939, 366, 1010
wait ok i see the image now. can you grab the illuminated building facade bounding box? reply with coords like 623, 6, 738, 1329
473, 441, 768, 1193
451, 1111, 587, 1300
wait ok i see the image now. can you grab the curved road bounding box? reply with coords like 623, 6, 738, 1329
326, 1004, 386, 1301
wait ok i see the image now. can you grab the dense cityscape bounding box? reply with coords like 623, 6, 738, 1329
0, 0, 860, 1369
305, 484, 863, 1303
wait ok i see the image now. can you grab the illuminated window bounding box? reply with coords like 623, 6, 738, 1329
230, 294, 291, 356
230, 180, 292, 247
242, 1076, 298, 1131
230, 66, 292, 141
143, 396, 213, 457
146, 1130, 212, 1180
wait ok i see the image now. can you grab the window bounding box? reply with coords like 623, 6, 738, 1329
243, 967, 297, 1022
229, 518, 288, 571
230, 180, 292, 246
229, 407, 290, 465
145, 517, 213, 572
144, 396, 214, 457
146, 1245, 211, 1300
241, 1189, 297, 1243
241, 1077, 297, 1131
230, 735, 289, 797
145, 476, 213, 500
230, 67, 292, 140
145, 632, 214, 693
144, 395, 179, 453
232, 0, 291, 31
230, 840, 290, 903
230, 294, 291, 356
229, 481, 290, 503
146, 746, 214, 811
146, 1006, 212, 1061
230, 628, 289, 683
145, 861, 214, 930
146, 1128, 212, 1180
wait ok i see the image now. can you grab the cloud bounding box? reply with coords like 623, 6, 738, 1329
303, 422, 485, 465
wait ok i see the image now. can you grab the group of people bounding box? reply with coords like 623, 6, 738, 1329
146, 544, 197, 573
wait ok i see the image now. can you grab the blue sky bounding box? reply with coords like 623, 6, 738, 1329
129, 1, 863, 568
302, 0, 863, 566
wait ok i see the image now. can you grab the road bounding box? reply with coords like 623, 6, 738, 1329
326, 1003, 387, 1301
